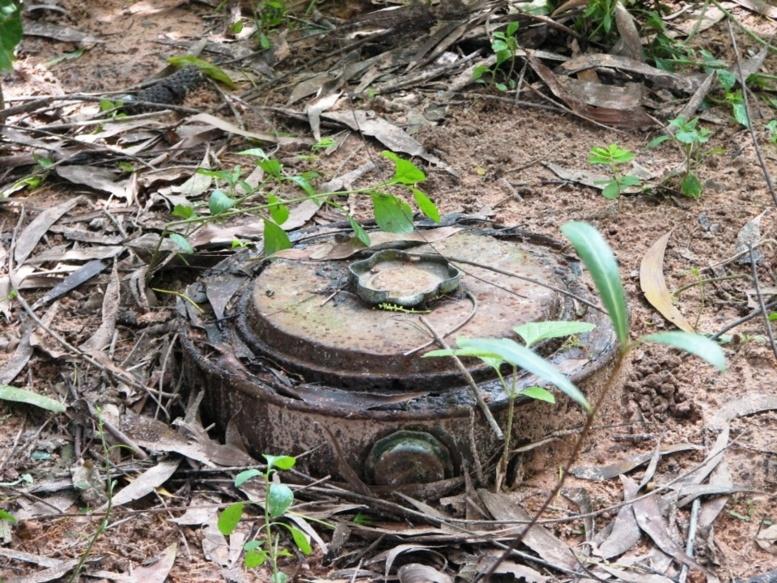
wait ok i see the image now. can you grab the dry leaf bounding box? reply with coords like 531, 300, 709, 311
80, 263, 120, 352
100, 459, 180, 510
56, 166, 128, 199
14, 197, 82, 265
397, 563, 452, 583
640, 230, 695, 333
597, 476, 641, 559
709, 393, 777, 430
130, 543, 177, 583
185, 113, 310, 147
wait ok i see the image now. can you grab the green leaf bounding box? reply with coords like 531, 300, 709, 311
209, 190, 236, 215
267, 483, 294, 518
641, 331, 726, 371
768, 311, 777, 321
680, 173, 702, 198
589, 144, 634, 166
619, 175, 642, 187
288, 174, 316, 197
520, 386, 556, 404
513, 321, 596, 348
423, 346, 504, 370
0, 509, 16, 523
412, 188, 440, 223
647, 135, 670, 149
286, 525, 312, 555
262, 220, 291, 256
234, 469, 262, 488
731, 100, 749, 128
348, 216, 371, 247
172, 204, 194, 219
0, 385, 66, 413
0, 0, 22, 72
239, 147, 269, 159
371, 193, 414, 233
259, 158, 283, 179
602, 181, 620, 200
271, 573, 288, 583
168, 233, 194, 254
382, 151, 426, 185
244, 547, 268, 569
267, 194, 289, 225
561, 221, 629, 351
167, 54, 236, 88
263, 454, 296, 471
218, 501, 244, 536
456, 338, 590, 411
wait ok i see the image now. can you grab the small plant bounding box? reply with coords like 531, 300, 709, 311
472, 21, 520, 92
649, 116, 712, 198
588, 144, 642, 199
254, 0, 288, 49
426, 320, 594, 489
766, 120, 777, 144
219, 455, 311, 582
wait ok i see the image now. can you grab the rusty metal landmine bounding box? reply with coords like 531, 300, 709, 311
178, 221, 618, 495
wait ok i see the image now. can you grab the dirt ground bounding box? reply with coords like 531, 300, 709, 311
1, 0, 777, 582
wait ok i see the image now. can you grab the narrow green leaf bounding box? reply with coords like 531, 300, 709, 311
647, 135, 670, 149
234, 469, 262, 488
167, 55, 236, 88
0, 385, 65, 413
561, 221, 629, 351
520, 386, 556, 404
209, 190, 236, 215
348, 216, 371, 247
371, 193, 414, 233
218, 501, 244, 536
412, 188, 440, 223
238, 147, 269, 159
267, 483, 294, 518
286, 525, 312, 555
168, 233, 194, 254
513, 321, 596, 348
288, 175, 316, 197
263, 454, 296, 471
456, 338, 590, 411
382, 151, 426, 185
262, 220, 291, 256
423, 346, 504, 370
259, 158, 283, 179
641, 331, 726, 371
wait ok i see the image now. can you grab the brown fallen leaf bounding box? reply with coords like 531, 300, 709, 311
640, 230, 695, 333
597, 476, 641, 559
398, 563, 452, 583
56, 166, 128, 199
99, 458, 180, 510
571, 443, 699, 480
125, 0, 189, 15
129, 543, 177, 583
23, 21, 100, 45
80, 263, 120, 352
14, 197, 82, 266
614, 1, 643, 61
729, 0, 777, 19
184, 112, 310, 147
698, 459, 731, 530
5, 558, 81, 583
0, 325, 33, 385
709, 392, 777, 430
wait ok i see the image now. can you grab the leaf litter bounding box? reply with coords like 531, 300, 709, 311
1, 0, 776, 581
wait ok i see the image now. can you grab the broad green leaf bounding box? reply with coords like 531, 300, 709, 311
218, 501, 244, 536
234, 469, 262, 488
0, 0, 22, 72
209, 190, 236, 215
0, 385, 66, 413
0, 509, 16, 523
167, 55, 236, 88
168, 233, 194, 254
271, 573, 289, 583
244, 547, 267, 569
262, 220, 291, 256
602, 181, 620, 200
286, 525, 312, 555
412, 188, 440, 223
259, 158, 283, 179
680, 173, 702, 198
561, 221, 629, 351
267, 483, 294, 518
520, 386, 556, 404
348, 216, 370, 247
456, 338, 590, 411
620, 175, 641, 187
641, 331, 726, 371
267, 195, 289, 225
382, 151, 426, 185
647, 135, 670, 149
263, 454, 296, 471
514, 321, 596, 348
371, 193, 414, 233
171, 204, 194, 220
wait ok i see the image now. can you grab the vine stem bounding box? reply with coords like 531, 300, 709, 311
480, 349, 628, 580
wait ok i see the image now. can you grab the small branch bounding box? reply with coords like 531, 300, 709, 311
419, 315, 504, 440
679, 498, 701, 583
748, 245, 777, 360
727, 19, 777, 206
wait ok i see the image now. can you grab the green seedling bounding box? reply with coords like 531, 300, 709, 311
254, 0, 288, 49
220, 455, 312, 582
649, 117, 712, 198
472, 21, 520, 92
589, 144, 642, 199
766, 120, 777, 144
